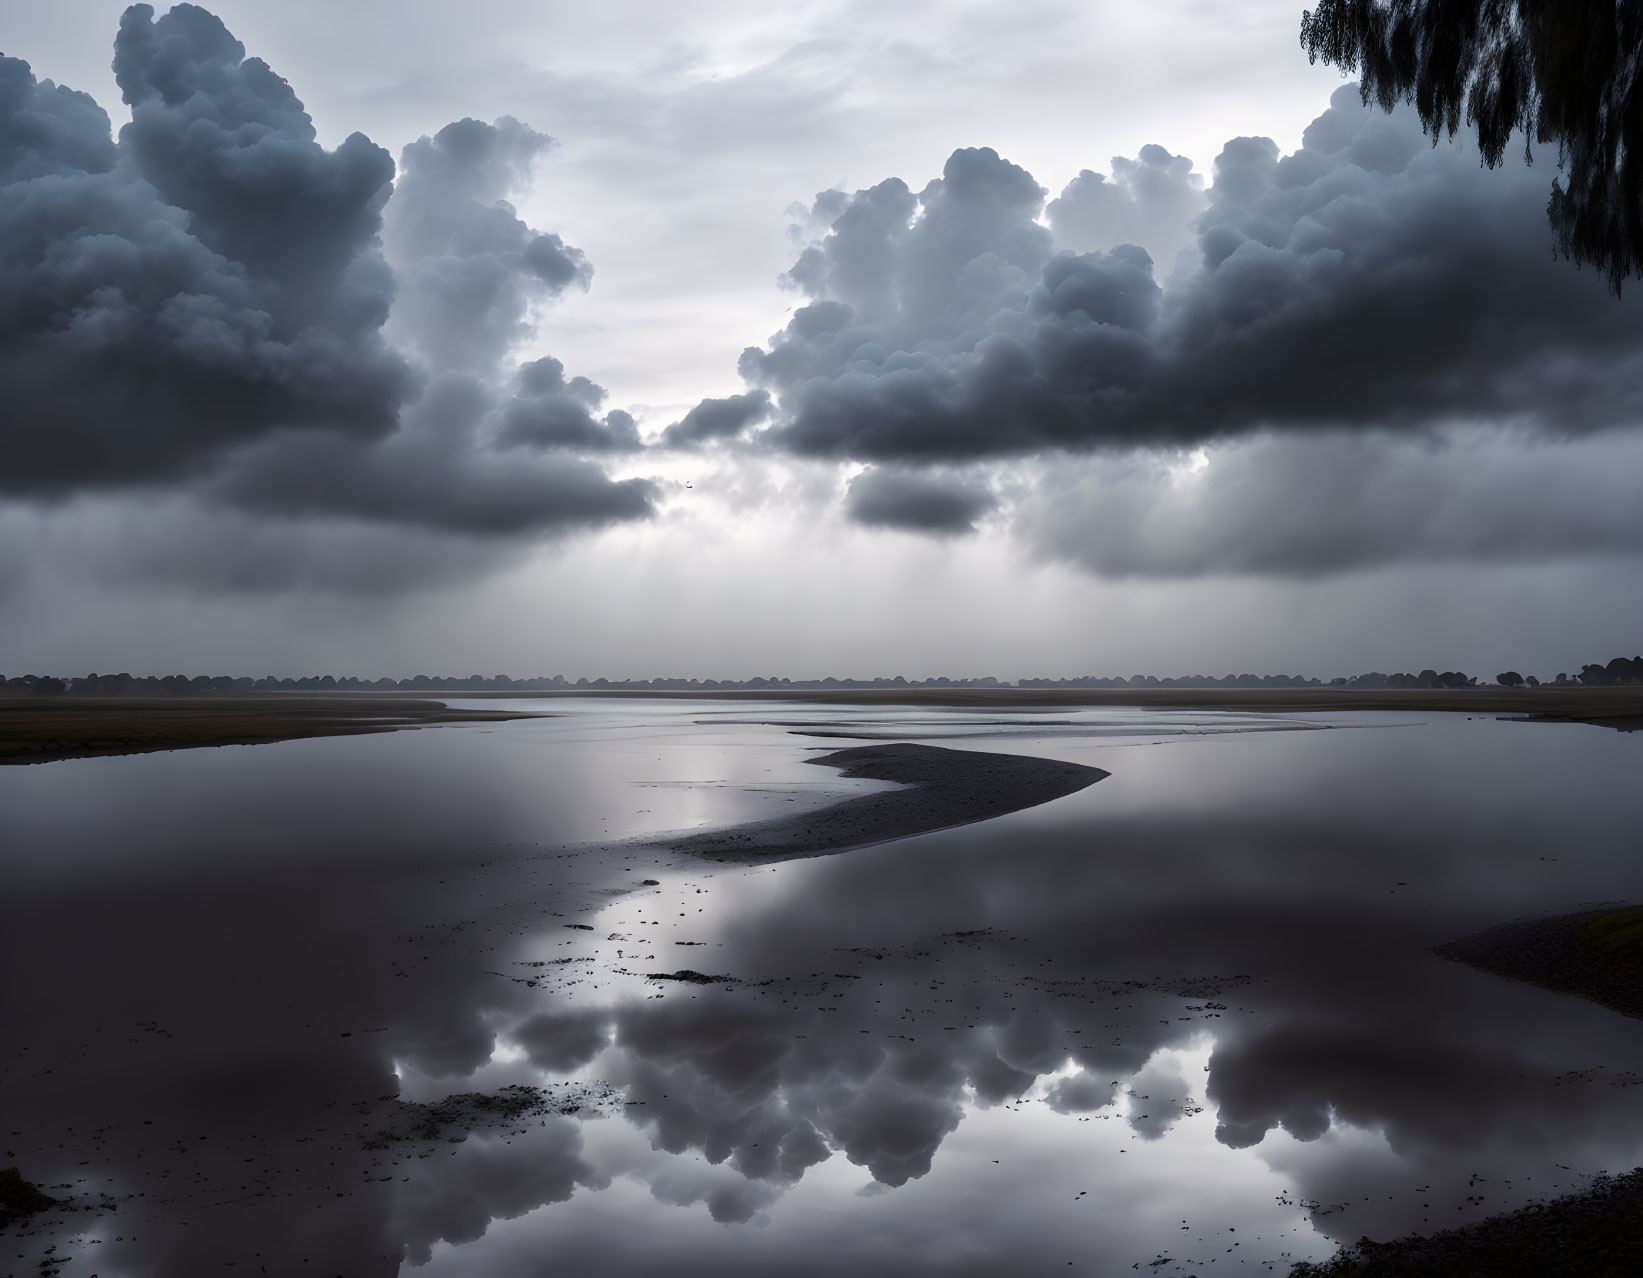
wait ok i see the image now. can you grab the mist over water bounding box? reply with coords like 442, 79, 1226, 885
3, 703, 1640, 1276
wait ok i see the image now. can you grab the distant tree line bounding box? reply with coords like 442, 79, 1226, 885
1330, 669, 1476, 689
1563, 655, 1643, 685
0, 672, 1001, 696
1, 659, 1639, 697
1018, 673, 1323, 688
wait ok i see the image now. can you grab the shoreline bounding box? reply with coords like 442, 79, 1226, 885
0, 697, 547, 765
425, 684, 1643, 724
658, 741, 1108, 863
5, 683, 1640, 766
1290, 1168, 1643, 1276
1437, 906, 1643, 1021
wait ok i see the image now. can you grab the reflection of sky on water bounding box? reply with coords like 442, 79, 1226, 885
2, 705, 1640, 1276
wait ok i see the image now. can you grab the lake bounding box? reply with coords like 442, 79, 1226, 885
3, 700, 1640, 1276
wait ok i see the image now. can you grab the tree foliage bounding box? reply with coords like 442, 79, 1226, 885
1301, 1, 1643, 292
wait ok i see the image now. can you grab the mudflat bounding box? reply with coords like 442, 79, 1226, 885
1438, 907, 1643, 1021
1291, 1168, 1643, 1277
0, 696, 545, 765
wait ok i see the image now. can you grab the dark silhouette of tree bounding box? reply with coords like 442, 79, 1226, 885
1497, 670, 1524, 686
1300, 1, 1643, 292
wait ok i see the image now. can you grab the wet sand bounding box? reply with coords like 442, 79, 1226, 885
659, 741, 1108, 862
0, 696, 545, 765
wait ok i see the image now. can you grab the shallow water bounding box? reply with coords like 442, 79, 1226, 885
2, 701, 1640, 1276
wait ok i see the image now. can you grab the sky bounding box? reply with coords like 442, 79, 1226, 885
2, 0, 1640, 679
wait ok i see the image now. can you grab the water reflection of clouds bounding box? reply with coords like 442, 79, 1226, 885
413, 1042, 1333, 1277
3, 710, 1641, 1276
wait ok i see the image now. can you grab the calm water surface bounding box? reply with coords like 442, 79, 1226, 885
2, 700, 1640, 1276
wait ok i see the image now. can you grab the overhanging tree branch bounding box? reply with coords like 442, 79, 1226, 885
1301, 1, 1643, 293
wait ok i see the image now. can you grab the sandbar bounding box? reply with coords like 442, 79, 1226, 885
659, 741, 1107, 863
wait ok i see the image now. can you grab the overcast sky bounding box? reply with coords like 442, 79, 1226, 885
2, 1, 1639, 679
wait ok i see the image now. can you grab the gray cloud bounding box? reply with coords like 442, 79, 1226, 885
1044, 1070, 1118, 1115
641, 1162, 784, 1225
1125, 1054, 1192, 1141
207, 372, 655, 535
514, 1007, 612, 1073
0, 11, 409, 495
1045, 143, 1207, 271
58, 499, 535, 596
732, 86, 1643, 464
384, 115, 590, 376
495, 357, 643, 452
112, 3, 396, 312
844, 468, 996, 537
661, 388, 773, 447
0, 4, 653, 585
1014, 429, 1643, 577
208, 392, 657, 532
392, 1118, 605, 1265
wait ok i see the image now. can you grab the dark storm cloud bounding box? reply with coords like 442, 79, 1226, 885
111, 3, 395, 312
660, 388, 773, 447
0, 10, 409, 494
207, 371, 655, 535
1014, 430, 1643, 577
514, 1007, 612, 1073
496, 357, 643, 453
844, 467, 997, 536
730, 86, 1643, 464
0, 4, 652, 573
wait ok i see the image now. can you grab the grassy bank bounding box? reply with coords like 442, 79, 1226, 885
0, 697, 545, 764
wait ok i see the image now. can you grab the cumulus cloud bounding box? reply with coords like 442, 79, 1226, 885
0, 8, 408, 495
0, 3, 652, 588
384, 115, 590, 376
1045, 143, 1207, 271
496, 357, 643, 453
843, 468, 997, 536
727, 86, 1643, 464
